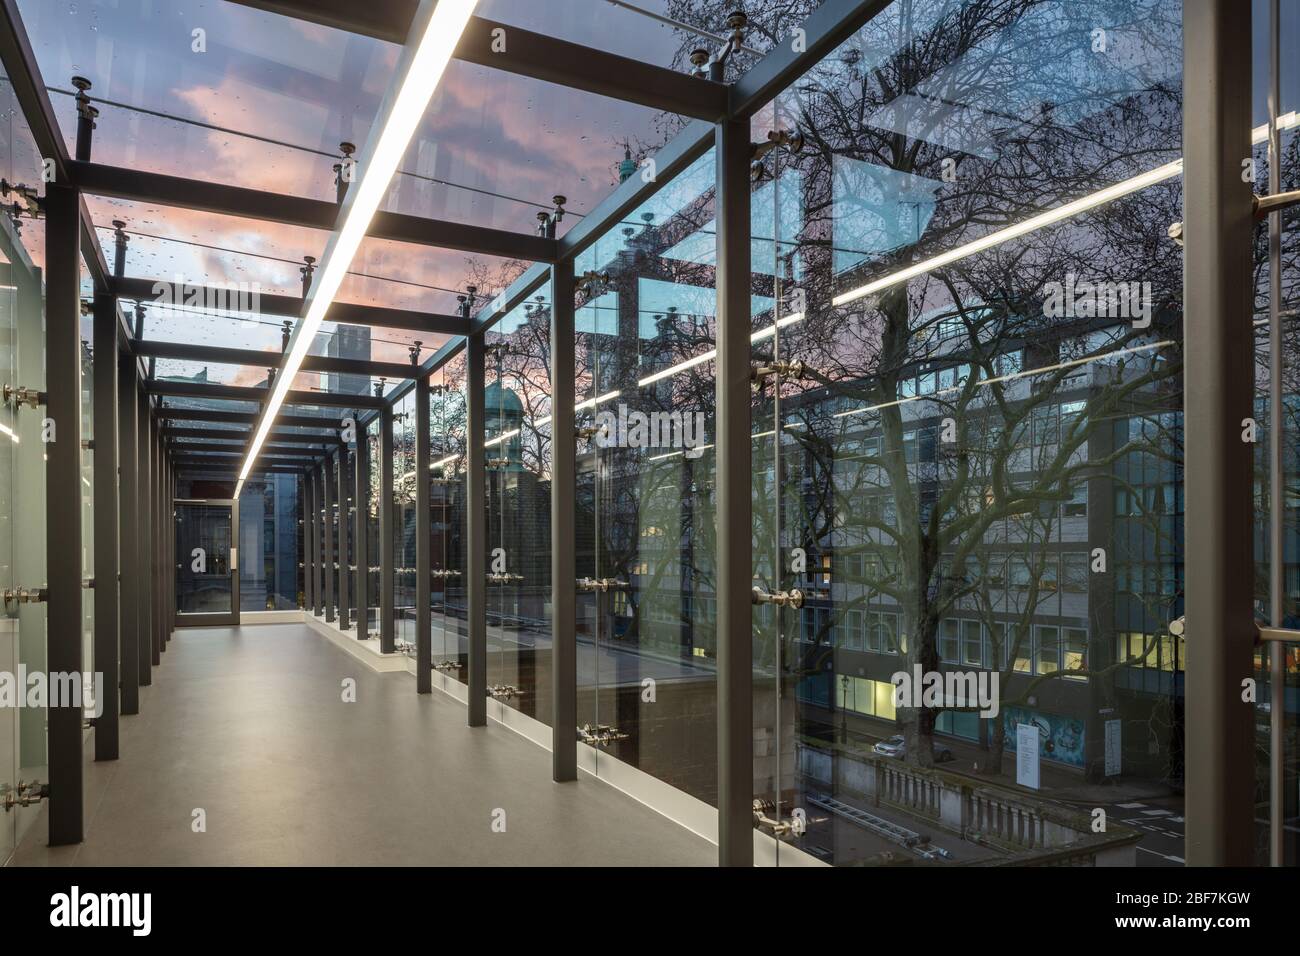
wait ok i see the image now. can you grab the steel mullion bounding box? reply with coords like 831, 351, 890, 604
92, 291, 120, 761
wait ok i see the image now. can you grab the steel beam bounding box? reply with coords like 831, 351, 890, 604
221, 3, 728, 120
117, 347, 140, 715
170, 440, 326, 457
714, 118, 752, 868
72, 161, 558, 262
44, 183, 84, 846
354, 423, 370, 638
379, 407, 395, 653
728, 0, 893, 118
415, 374, 431, 692
157, 408, 349, 429
92, 291, 120, 760
114, 276, 469, 336
549, 260, 576, 781
164, 427, 335, 444
133, 339, 418, 381
1182, 0, 1255, 867
146, 380, 386, 409
466, 332, 486, 727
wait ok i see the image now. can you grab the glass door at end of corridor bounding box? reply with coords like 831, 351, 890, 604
175, 499, 239, 627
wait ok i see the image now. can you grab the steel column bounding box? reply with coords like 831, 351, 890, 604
314, 463, 326, 616
323, 452, 335, 622
379, 407, 395, 653
117, 349, 139, 715
415, 375, 431, 692
167, 456, 173, 637
354, 426, 370, 638
137, 388, 152, 687
92, 292, 119, 760
550, 261, 577, 780
1182, 0, 1255, 866
304, 470, 316, 612
714, 118, 753, 867
466, 333, 487, 726
154, 420, 164, 657
44, 183, 84, 845
337, 442, 350, 630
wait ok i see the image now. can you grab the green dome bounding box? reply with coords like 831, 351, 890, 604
483, 380, 524, 415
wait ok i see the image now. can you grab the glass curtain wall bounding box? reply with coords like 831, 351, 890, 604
394, 391, 417, 650
750, 0, 1186, 866
484, 292, 553, 724
238, 475, 299, 610
1252, 0, 1300, 867
574, 150, 720, 804
363, 418, 380, 639
0, 60, 50, 862
431, 364, 468, 680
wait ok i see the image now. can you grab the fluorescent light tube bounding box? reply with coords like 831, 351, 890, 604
239, 0, 479, 482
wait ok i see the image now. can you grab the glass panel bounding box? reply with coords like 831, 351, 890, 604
394, 391, 416, 650
484, 305, 552, 723
0, 59, 48, 858
20, 0, 390, 202
238, 476, 300, 610
1253, 0, 1300, 867
431, 366, 467, 679
176, 503, 235, 614
576, 148, 718, 804
768, 0, 1185, 866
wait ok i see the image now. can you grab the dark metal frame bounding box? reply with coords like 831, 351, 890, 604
12, 0, 1254, 870
173, 497, 241, 628
92, 291, 120, 761
1181, 0, 1256, 866
43, 182, 84, 846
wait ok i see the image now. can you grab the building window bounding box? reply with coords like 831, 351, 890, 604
1063, 553, 1089, 592
1064, 627, 1088, 679
1035, 626, 1059, 674
940, 619, 960, 663
962, 620, 983, 666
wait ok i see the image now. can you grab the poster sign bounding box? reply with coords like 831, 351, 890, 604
1016, 723, 1040, 790
1104, 718, 1122, 777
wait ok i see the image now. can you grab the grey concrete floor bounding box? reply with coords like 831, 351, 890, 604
11, 624, 715, 866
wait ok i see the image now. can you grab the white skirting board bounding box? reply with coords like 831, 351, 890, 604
302, 612, 409, 673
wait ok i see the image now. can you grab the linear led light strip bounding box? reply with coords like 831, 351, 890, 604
423, 390, 623, 472
833, 339, 1174, 420
645, 339, 1173, 460
236, 0, 481, 495
635, 113, 1298, 394
832, 113, 1296, 309
637, 313, 805, 388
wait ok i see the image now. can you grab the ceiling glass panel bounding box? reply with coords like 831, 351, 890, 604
475, 0, 801, 68
154, 357, 273, 389
20, 0, 393, 200
392, 61, 680, 236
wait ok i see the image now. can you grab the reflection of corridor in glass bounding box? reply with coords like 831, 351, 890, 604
176, 503, 234, 614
